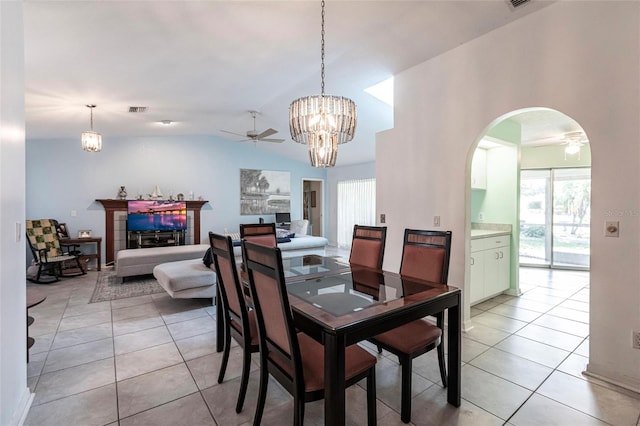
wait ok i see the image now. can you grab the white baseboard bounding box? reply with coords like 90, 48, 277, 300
584, 363, 640, 394
12, 388, 34, 426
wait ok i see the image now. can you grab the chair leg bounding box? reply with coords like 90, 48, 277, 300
293, 395, 304, 426
235, 343, 252, 413
253, 354, 269, 426
377, 345, 382, 354
400, 356, 412, 423
367, 367, 377, 426
437, 342, 447, 388
217, 321, 231, 384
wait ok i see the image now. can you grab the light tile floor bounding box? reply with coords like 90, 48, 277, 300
24, 257, 640, 425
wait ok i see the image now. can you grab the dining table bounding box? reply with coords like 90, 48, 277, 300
217, 254, 462, 425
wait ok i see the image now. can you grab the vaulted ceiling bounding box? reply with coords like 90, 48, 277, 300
24, 0, 557, 166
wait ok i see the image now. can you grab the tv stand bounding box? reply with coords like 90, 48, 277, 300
127, 230, 186, 249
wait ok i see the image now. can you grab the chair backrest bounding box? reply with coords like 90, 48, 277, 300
240, 223, 277, 247
209, 232, 250, 329
26, 219, 64, 260
349, 225, 387, 270
400, 229, 452, 284
242, 240, 304, 392
289, 219, 308, 236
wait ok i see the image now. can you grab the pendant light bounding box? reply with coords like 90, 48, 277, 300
81, 104, 102, 152
289, 0, 356, 168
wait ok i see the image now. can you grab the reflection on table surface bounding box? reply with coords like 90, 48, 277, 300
281, 254, 350, 281
286, 264, 454, 327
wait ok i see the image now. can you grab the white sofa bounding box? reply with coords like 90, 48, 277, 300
232, 235, 328, 260
119, 234, 329, 299
116, 244, 210, 280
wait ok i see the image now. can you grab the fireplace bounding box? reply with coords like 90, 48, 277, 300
96, 199, 208, 265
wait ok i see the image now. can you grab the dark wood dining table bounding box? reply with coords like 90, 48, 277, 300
217, 255, 462, 425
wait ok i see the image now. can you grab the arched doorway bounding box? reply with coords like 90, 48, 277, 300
466, 107, 591, 313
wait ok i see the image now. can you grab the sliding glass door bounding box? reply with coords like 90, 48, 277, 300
520, 168, 590, 269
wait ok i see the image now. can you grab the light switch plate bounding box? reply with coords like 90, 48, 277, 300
380, 213, 386, 224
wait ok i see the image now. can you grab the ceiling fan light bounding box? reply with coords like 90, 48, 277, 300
565, 141, 581, 156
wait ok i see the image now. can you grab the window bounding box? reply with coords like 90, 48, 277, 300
337, 178, 376, 248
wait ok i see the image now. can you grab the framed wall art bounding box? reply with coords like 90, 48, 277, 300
240, 169, 291, 215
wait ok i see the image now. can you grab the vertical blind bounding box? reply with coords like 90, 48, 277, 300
337, 178, 376, 248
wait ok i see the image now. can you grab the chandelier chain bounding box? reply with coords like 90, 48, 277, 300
320, 0, 325, 96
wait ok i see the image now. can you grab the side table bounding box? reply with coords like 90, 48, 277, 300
62, 237, 102, 271
27, 288, 47, 362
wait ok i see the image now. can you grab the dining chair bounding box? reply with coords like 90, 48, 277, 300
209, 232, 259, 414
239, 223, 277, 247
242, 240, 378, 426
369, 228, 452, 423
349, 225, 387, 270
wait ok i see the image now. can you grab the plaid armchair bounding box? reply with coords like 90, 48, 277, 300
26, 219, 86, 283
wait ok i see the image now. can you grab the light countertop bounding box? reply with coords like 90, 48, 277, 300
470, 229, 512, 239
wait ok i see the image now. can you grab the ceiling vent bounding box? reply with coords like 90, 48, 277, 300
509, 0, 531, 8
128, 106, 148, 113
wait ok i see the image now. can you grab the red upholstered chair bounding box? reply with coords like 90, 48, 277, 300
369, 229, 452, 423
349, 225, 387, 270
239, 223, 277, 247
242, 240, 378, 426
209, 232, 259, 414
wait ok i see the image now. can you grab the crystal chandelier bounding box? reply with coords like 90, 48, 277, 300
81, 104, 102, 152
289, 0, 356, 168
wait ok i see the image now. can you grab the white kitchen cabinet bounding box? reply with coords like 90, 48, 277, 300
471, 148, 487, 190
469, 235, 510, 305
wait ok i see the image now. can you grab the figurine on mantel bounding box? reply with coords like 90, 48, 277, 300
149, 185, 163, 200
118, 186, 127, 200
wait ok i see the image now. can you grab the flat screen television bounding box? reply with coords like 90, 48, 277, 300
275, 212, 291, 225
127, 200, 187, 232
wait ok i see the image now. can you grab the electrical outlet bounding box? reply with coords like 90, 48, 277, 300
633, 331, 640, 349
71, 210, 77, 217
478, 212, 485, 221
380, 213, 386, 224
433, 216, 440, 227
605, 221, 619, 237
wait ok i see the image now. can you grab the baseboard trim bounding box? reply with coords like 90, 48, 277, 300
12, 388, 33, 426
585, 363, 640, 395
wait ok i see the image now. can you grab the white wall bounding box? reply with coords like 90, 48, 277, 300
326, 161, 376, 246
0, 2, 31, 424
377, 1, 640, 391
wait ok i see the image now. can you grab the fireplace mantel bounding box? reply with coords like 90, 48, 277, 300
96, 199, 209, 264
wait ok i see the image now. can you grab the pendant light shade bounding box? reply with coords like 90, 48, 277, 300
289, 0, 357, 168
81, 104, 102, 152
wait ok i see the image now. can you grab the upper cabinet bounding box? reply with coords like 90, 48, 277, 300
471, 148, 487, 190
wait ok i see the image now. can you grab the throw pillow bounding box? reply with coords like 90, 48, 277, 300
202, 247, 213, 267
276, 228, 290, 238
276, 237, 291, 244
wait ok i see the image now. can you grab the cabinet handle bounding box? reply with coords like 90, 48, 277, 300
500, 251, 504, 259
470, 257, 474, 265
495, 252, 499, 259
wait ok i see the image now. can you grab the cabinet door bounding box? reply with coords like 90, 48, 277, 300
471, 148, 487, 189
483, 249, 502, 297
498, 246, 510, 292
484, 245, 510, 297
469, 251, 485, 304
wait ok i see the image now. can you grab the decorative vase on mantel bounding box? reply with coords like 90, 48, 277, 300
118, 186, 127, 200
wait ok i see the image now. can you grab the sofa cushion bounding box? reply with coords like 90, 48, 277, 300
153, 259, 216, 293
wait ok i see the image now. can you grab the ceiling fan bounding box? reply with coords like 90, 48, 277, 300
221, 111, 285, 143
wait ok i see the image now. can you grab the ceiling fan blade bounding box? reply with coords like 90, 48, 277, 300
256, 128, 278, 139
220, 129, 247, 138
260, 138, 285, 143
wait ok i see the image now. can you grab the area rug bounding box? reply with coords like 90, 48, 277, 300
90, 270, 165, 303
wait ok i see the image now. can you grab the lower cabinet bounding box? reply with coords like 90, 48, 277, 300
470, 235, 511, 305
